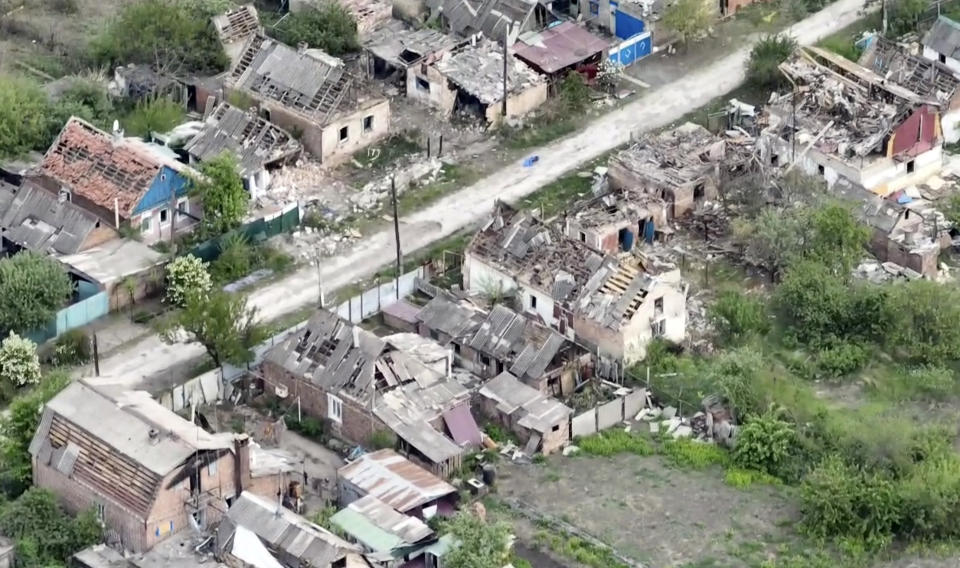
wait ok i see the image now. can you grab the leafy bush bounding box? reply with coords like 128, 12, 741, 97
286, 416, 327, 441
708, 290, 770, 343
484, 423, 512, 444
269, 3, 360, 55
0, 252, 73, 336
0, 333, 41, 396
746, 34, 798, 90
577, 430, 654, 457
51, 329, 91, 366
191, 153, 248, 237
121, 97, 186, 138
800, 456, 900, 549
367, 430, 395, 450
165, 255, 212, 306
559, 72, 591, 113
0, 488, 103, 568
211, 233, 254, 284
885, 279, 960, 365
0, 76, 55, 159
661, 439, 729, 470
815, 341, 869, 378
897, 455, 960, 541
91, 0, 229, 76
733, 412, 795, 477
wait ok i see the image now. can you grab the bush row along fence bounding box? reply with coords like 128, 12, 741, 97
189, 203, 300, 263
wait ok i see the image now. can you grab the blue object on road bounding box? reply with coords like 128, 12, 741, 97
523, 155, 540, 167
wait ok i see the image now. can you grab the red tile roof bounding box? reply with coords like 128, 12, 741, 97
39, 118, 165, 218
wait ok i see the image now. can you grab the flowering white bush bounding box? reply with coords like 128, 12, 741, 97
165, 254, 212, 306
0, 332, 41, 387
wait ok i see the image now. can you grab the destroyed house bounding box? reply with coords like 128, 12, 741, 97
832, 181, 949, 278
226, 35, 390, 164
212, 4, 261, 66
39, 118, 198, 245
291, 0, 392, 36
330, 494, 437, 564
430, 0, 544, 45
0, 176, 117, 255
184, 103, 302, 199
362, 20, 464, 84
563, 188, 669, 254
220, 491, 366, 568
464, 202, 604, 334
923, 16, 960, 78
761, 47, 943, 195
337, 449, 458, 518
575, 258, 687, 363
608, 122, 724, 218
418, 40, 548, 124
477, 371, 572, 455
859, 35, 960, 143
416, 295, 591, 395
513, 22, 609, 83
262, 309, 481, 477
29, 383, 290, 553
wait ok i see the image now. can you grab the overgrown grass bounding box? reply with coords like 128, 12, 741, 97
534, 530, 628, 568
576, 430, 655, 457
500, 109, 582, 151
397, 163, 480, 215
816, 12, 881, 61
661, 439, 730, 470
515, 171, 592, 218
350, 131, 422, 171
724, 467, 783, 489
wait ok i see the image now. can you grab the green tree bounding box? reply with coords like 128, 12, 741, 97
888, 0, 926, 37
0, 252, 72, 336
121, 97, 186, 138
0, 76, 54, 158
885, 280, 960, 365
735, 206, 811, 278
559, 72, 591, 113
662, 0, 712, 47
164, 290, 266, 368
192, 153, 248, 237
210, 233, 254, 284
0, 372, 70, 497
0, 488, 103, 567
90, 0, 229, 76
0, 332, 41, 397
164, 254, 213, 307
708, 290, 769, 343
51, 78, 115, 130
443, 512, 512, 568
734, 411, 795, 477
270, 3, 360, 56
807, 204, 869, 275
746, 34, 798, 90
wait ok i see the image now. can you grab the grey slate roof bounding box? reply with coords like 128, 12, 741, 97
478, 372, 571, 432
924, 16, 960, 60
226, 492, 359, 566
0, 177, 100, 255
436, 0, 536, 41
363, 19, 462, 68
416, 295, 481, 340
468, 304, 565, 382
184, 103, 302, 176
228, 34, 351, 125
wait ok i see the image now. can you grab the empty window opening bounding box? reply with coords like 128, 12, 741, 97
339, 126, 349, 142
771, 154, 779, 166
530, 294, 537, 309
654, 297, 664, 315
907, 160, 916, 174
818, 164, 825, 176
363, 115, 374, 132
693, 182, 705, 200
160, 209, 169, 224
416, 76, 430, 92
579, 231, 586, 242
941, 53, 948, 64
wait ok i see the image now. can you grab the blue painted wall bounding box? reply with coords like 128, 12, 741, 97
132, 166, 191, 215
615, 8, 645, 40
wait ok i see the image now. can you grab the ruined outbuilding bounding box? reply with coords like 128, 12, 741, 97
608, 122, 724, 218
290, 0, 393, 36
419, 41, 548, 124
226, 35, 390, 164
476, 371, 573, 455
430, 0, 545, 45
212, 4, 261, 67
184, 103, 302, 199
363, 19, 465, 86
563, 189, 670, 254
513, 22, 609, 82
760, 47, 943, 195
922, 16, 960, 79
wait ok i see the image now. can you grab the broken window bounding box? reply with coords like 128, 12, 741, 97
416, 76, 430, 92
339, 126, 349, 142
652, 319, 666, 337
817, 164, 825, 176
654, 297, 664, 315
177, 198, 189, 219
693, 182, 705, 200
907, 160, 915, 174
207, 460, 217, 477
327, 393, 343, 423
363, 115, 374, 132
552, 424, 560, 432
160, 208, 169, 225
941, 53, 948, 64
530, 294, 538, 309
771, 154, 779, 166
96, 503, 105, 521
141, 216, 151, 233
579, 231, 586, 242
453, 342, 461, 355
480, 354, 491, 368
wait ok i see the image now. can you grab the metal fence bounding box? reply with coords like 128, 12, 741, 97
190, 203, 301, 263
570, 388, 649, 438
29, 288, 110, 344
157, 368, 224, 412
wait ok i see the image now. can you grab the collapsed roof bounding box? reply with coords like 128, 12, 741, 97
859, 36, 960, 106
577, 259, 683, 331
363, 19, 464, 69
435, 41, 545, 105
478, 371, 572, 433
434, 0, 537, 42
212, 4, 261, 46
184, 103, 302, 176
228, 35, 353, 126
923, 15, 960, 61
609, 122, 724, 189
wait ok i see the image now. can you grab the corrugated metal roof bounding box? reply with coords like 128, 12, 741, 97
514, 22, 609, 74
227, 492, 357, 566
330, 495, 433, 554
442, 404, 483, 447
924, 16, 960, 60
478, 372, 571, 432
415, 296, 481, 340
338, 450, 456, 513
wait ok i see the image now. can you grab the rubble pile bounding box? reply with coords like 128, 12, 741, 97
633, 393, 737, 447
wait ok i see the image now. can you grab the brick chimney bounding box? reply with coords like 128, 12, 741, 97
234, 435, 251, 496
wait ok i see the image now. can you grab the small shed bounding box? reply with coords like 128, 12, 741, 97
477, 372, 572, 455
337, 449, 458, 518
514, 22, 609, 81
381, 300, 422, 332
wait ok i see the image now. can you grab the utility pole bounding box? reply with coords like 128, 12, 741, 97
315, 250, 326, 309
169, 183, 177, 246
882, 0, 888, 36
391, 176, 402, 299
92, 333, 100, 377
502, 28, 509, 119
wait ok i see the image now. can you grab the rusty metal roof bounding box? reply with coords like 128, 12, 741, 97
514, 22, 609, 74
338, 449, 456, 513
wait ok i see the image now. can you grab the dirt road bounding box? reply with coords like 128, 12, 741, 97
83, 0, 868, 388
